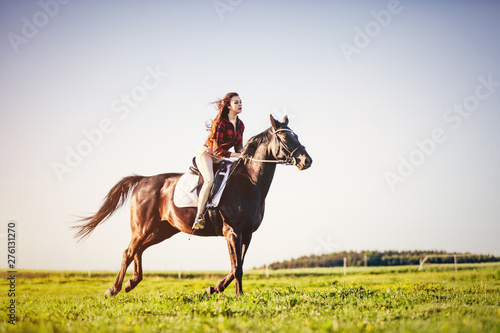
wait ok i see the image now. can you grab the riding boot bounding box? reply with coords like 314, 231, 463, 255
192, 212, 205, 230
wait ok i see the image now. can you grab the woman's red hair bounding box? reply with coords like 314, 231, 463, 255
206, 92, 239, 143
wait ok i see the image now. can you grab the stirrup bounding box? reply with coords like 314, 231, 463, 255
192, 213, 205, 230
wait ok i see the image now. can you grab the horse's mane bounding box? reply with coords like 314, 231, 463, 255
241, 128, 272, 159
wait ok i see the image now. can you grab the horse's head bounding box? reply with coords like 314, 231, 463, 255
269, 115, 313, 170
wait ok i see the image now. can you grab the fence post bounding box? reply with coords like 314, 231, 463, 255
454, 255, 457, 272
344, 257, 347, 276
419, 256, 429, 271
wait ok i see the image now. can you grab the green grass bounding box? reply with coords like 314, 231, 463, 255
1, 264, 500, 332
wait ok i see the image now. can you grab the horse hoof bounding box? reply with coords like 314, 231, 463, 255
125, 281, 132, 293
205, 286, 216, 295
104, 289, 114, 299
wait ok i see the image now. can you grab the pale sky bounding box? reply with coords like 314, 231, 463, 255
1, 0, 499, 272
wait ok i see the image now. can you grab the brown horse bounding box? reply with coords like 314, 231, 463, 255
73, 115, 312, 298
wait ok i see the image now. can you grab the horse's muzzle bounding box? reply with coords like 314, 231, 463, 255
296, 154, 312, 170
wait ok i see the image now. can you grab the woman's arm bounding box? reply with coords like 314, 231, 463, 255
212, 121, 232, 158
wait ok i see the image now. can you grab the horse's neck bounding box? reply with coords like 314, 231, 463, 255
244, 142, 277, 200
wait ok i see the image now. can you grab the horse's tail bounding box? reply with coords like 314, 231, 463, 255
73, 175, 145, 242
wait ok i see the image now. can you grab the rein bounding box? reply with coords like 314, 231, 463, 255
245, 129, 304, 166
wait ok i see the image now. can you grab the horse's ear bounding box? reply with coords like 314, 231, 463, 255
270, 114, 278, 130
282, 115, 289, 126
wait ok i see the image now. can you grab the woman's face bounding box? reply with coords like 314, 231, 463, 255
227, 95, 242, 115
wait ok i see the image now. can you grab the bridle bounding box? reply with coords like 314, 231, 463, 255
246, 128, 305, 165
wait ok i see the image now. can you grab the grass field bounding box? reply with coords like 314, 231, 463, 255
1, 264, 500, 332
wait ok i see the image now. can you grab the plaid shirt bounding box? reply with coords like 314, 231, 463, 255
205, 116, 245, 158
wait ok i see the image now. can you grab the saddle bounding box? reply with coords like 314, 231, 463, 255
188, 157, 230, 203
173, 157, 241, 236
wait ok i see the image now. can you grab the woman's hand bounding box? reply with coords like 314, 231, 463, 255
231, 152, 242, 158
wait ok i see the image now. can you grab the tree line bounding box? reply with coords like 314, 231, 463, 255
268, 250, 500, 269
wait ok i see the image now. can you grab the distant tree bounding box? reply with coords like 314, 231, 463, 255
267, 250, 500, 269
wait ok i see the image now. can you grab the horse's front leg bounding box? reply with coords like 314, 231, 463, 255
206, 227, 243, 296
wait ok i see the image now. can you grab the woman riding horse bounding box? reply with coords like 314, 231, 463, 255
73, 112, 312, 298
193, 92, 245, 230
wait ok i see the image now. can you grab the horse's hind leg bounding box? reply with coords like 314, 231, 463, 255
124, 250, 145, 293
125, 221, 180, 293
105, 232, 144, 298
